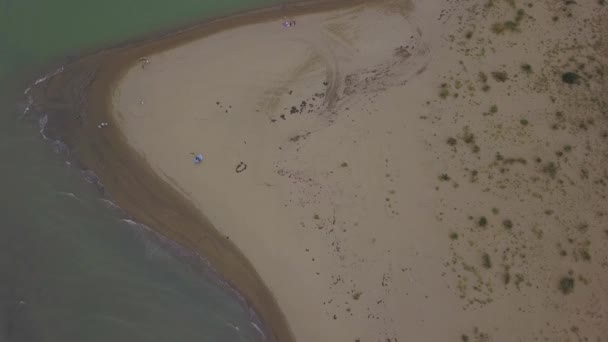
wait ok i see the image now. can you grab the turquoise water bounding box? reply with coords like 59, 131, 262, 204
0, 0, 283, 341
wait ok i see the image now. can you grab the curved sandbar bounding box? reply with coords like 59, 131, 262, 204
35, 0, 608, 341
111, 1, 422, 340
32, 2, 376, 341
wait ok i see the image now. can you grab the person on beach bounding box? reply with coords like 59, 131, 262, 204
281, 16, 295, 28
139, 57, 150, 69
192, 153, 203, 164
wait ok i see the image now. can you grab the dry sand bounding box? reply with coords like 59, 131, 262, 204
109, 0, 608, 340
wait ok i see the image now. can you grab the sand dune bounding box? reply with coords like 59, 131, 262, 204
110, 0, 608, 340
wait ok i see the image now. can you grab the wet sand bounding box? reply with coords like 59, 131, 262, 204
33, 0, 608, 341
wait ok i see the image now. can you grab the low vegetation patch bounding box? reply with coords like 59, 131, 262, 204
491, 21, 518, 34
482, 253, 492, 269
461, 127, 480, 153
562, 72, 581, 84
478, 72, 491, 91
541, 162, 558, 178
491, 71, 508, 82
439, 173, 451, 181
580, 248, 591, 262
559, 276, 575, 295
439, 83, 450, 98
491, 8, 526, 34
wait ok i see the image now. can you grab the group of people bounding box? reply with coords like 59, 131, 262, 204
282, 19, 296, 28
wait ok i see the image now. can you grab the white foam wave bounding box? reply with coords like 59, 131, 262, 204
81, 169, 101, 186
121, 218, 140, 226
37, 114, 69, 155
251, 321, 266, 340
33, 66, 64, 86
38, 114, 48, 139
57, 191, 78, 200
99, 198, 120, 210
225, 321, 241, 331
22, 95, 34, 115
51, 140, 69, 155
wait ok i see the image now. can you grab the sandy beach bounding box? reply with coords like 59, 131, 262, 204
35, 0, 608, 340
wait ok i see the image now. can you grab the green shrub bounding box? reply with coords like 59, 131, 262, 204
521, 63, 532, 73
492, 71, 508, 82
482, 253, 492, 268
559, 277, 575, 294
562, 72, 580, 84
439, 84, 450, 98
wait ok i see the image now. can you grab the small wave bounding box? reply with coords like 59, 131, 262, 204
99, 198, 121, 210
120, 219, 159, 238
120, 218, 202, 264
120, 218, 140, 226
250, 321, 266, 341
38, 114, 48, 139
81, 169, 105, 192
81, 169, 99, 184
51, 140, 69, 155
33, 66, 64, 86
225, 321, 241, 332
20, 95, 34, 118
57, 191, 78, 200
118, 217, 223, 272
37, 114, 70, 156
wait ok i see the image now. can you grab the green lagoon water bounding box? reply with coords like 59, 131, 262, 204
0, 0, 283, 341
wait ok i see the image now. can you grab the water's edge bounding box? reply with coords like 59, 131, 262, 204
38, 108, 271, 341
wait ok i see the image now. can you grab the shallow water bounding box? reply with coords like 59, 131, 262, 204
0, 0, 283, 341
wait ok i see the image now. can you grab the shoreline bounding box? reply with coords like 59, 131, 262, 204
28, 1, 366, 341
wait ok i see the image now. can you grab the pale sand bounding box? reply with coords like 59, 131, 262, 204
111, 0, 608, 340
